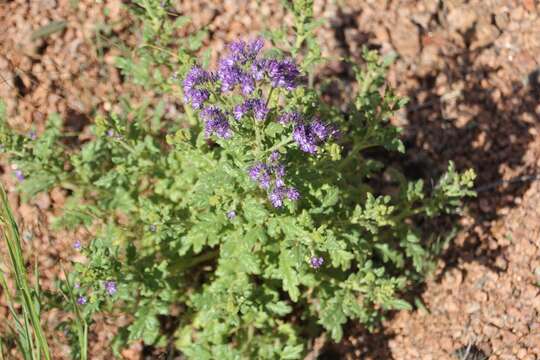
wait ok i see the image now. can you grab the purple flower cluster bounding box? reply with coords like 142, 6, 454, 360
292, 117, 339, 154
310, 256, 324, 269
249, 152, 299, 208
77, 296, 87, 305
217, 38, 264, 94
266, 59, 301, 90
183, 66, 212, 109
278, 111, 302, 125
183, 38, 301, 140
201, 106, 231, 138
182, 37, 340, 208
278, 112, 338, 153
105, 280, 117, 296
234, 98, 268, 121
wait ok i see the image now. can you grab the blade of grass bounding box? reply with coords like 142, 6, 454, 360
0, 184, 51, 360
30, 21, 68, 41
60, 266, 88, 360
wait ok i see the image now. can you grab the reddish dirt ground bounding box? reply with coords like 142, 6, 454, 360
1, 0, 539, 359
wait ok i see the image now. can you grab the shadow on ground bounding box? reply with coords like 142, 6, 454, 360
319, 9, 539, 360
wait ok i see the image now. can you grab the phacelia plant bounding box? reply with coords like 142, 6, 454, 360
0, 1, 475, 359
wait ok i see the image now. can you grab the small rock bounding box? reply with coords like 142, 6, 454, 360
33, 192, 51, 210
523, 0, 536, 12
390, 18, 420, 59
447, 4, 477, 32
467, 302, 481, 314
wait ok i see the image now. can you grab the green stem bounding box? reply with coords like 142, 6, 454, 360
265, 87, 275, 108
338, 141, 375, 170
115, 138, 137, 154
265, 135, 293, 155
170, 249, 219, 273
254, 117, 263, 153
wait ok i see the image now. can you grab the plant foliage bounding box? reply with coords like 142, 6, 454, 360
0, 1, 475, 358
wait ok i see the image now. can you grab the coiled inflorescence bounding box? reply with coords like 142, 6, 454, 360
249, 152, 300, 208
183, 38, 337, 208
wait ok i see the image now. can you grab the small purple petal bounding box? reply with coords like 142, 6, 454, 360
77, 296, 87, 305
227, 210, 236, 219
73, 240, 82, 250
269, 151, 280, 163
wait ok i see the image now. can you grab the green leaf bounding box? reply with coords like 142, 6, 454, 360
128, 306, 161, 344
384, 298, 412, 311
320, 295, 347, 341
281, 344, 303, 359
278, 249, 300, 302
266, 301, 292, 316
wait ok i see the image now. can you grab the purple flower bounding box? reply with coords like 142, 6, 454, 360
252, 99, 268, 121
251, 58, 268, 81
274, 164, 286, 187
227, 210, 236, 219
74, 282, 80, 289
77, 296, 87, 305
267, 186, 300, 208
286, 187, 300, 201
310, 256, 324, 269
269, 187, 285, 208
249, 156, 300, 207
240, 73, 256, 95
267, 59, 300, 90
278, 111, 302, 125
249, 163, 271, 189
293, 124, 318, 153
228, 38, 264, 64
233, 100, 252, 120
201, 106, 231, 138
233, 98, 268, 121
183, 66, 212, 109
218, 59, 243, 92
105, 281, 117, 296
269, 151, 280, 163
218, 38, 265, 93
106, 129, 115, 137
247, 37, 264, 58
28, 131, 37, 140
14, 169, 24, 182
293, 118, 337, 154
73, 240, 82, 250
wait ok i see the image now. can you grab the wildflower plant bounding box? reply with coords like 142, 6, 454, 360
0, 1, 475, 359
